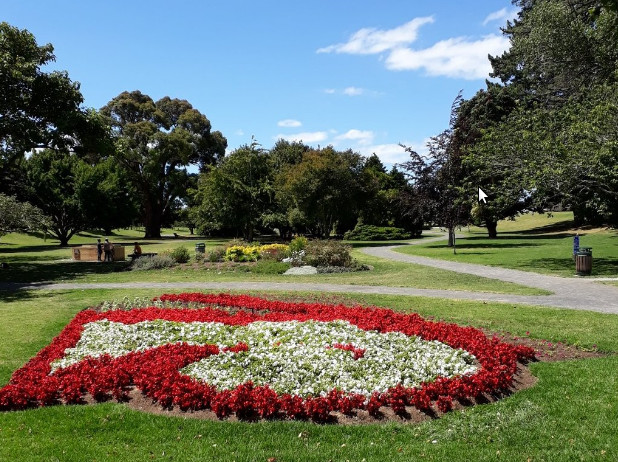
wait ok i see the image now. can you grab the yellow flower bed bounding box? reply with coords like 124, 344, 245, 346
224, 244, 290, 262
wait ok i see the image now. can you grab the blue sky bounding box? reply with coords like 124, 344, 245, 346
3, 0, 518, 167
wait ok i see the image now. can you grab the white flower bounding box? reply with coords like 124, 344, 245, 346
51, 319, 477, 397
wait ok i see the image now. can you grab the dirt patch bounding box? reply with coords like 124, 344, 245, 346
118, 333, 608, 425
481, 329, 606, 362
122, 360, 537, 425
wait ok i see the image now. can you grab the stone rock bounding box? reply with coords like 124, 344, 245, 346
283, 265, 318, 275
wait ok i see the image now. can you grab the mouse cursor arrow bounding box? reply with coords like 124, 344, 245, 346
478, 187, 488, 203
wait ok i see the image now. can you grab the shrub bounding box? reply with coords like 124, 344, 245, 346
206, 246, 226, 262
259, 243, 289, 261
225, 245, 260, 262
305, 240, 352, 267
316, 263, 371, 273
169, 246, 191, 264
289, 236, 308, 253
283, 250, 305, 267
343, 225, 412, 241
252, 261, 291, 274
130, 255, 176, 271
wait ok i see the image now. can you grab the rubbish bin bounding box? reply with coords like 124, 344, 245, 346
195, 243, 206, 255
575, 247, 592, 276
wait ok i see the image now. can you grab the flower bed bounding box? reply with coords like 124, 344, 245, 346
0, 293, 535, 421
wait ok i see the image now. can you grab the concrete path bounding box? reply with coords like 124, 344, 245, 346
361, 244, 618, 314
2, 233, 618, 315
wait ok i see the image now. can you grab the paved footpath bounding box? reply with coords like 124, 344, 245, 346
361, 244, 618, 315
2, 237, 618, 315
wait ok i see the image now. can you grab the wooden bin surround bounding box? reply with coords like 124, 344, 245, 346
72, 245, 125, 261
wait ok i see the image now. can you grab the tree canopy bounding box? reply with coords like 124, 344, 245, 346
0, 193, 48, 238
101, 91, 227, 238
0, 22, 106, 193
456, 0, 618, 232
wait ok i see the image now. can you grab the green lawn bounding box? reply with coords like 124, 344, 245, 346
0, 289, 616, 461
0, 230, 547, 295
396, 212, 618, 277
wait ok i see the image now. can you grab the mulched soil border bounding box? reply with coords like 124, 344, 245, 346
115, 332, 608, 425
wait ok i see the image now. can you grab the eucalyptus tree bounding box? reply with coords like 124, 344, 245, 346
101, 91, 227, 238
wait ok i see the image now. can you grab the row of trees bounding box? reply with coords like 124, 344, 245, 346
399, 0, 618, 241
3, 0, 618, 244
1, 22, 227, 244
1, 21, 428, 245
193, 139, 421, 240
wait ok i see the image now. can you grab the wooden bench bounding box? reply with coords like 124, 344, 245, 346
129, 252, 157, 262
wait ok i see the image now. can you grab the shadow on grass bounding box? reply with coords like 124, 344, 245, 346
0, 286, 40, 302
0, 261, 131, 284
426, 241, 543, 250
0, 244, 69, 254
526, 257, 618, 276
463, 233, 574, 241
513, 219, 576, 235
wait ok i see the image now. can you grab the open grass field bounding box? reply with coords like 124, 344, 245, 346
1, 216, 618, 460
0, 229, 546, 295
396, 212, 618, 278
0, 289, 616, 461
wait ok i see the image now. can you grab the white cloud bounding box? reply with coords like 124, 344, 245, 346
317, 17, 511, 80
277, 119, 302, 128
482, 8, 518, 26
355, 141, 430, 167
385, 34, 510, 80
275, 131, 329, 144
343, 86, 365, 96
336, 129, 374, 146
323, 88, 336, 94
317, 17, 434, 55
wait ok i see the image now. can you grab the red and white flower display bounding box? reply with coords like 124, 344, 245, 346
0, 293, 535, 421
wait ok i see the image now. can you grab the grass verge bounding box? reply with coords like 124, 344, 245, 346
396, 212, 618, 277
0, 288, 616, 461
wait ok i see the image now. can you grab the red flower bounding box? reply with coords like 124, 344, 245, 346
0, 293, 535, 421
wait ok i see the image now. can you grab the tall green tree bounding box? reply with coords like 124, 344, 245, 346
25, 150, 135, 245
194, 142, 274, 241
459, 0, 618, 228
101, 91, 227, 238
276, 146, 364, 237
0, 22, 107, 193
0, 194, 48, 239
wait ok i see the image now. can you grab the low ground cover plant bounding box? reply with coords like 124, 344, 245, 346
129, 254, 176, 271
344, 225, 412, 241
0, 293, 534, 421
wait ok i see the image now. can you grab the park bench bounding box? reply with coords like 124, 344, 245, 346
129, 252, 158, 262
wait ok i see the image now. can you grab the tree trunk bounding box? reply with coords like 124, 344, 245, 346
143, 197, 163, 239
447, 227, 455, 247
143, 206, 162, 238
486, 220, 498, 239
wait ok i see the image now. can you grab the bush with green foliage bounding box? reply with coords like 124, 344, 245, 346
168, 246, 191, 264
259, 243, 289, 261
251, 260, 291, 274
305, 240, 352, 267
288, 236, 308, 253
343, 224, 412, 241
130, 255, 176, 271
225, 245, 260, 262
206, 246, 226, 262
